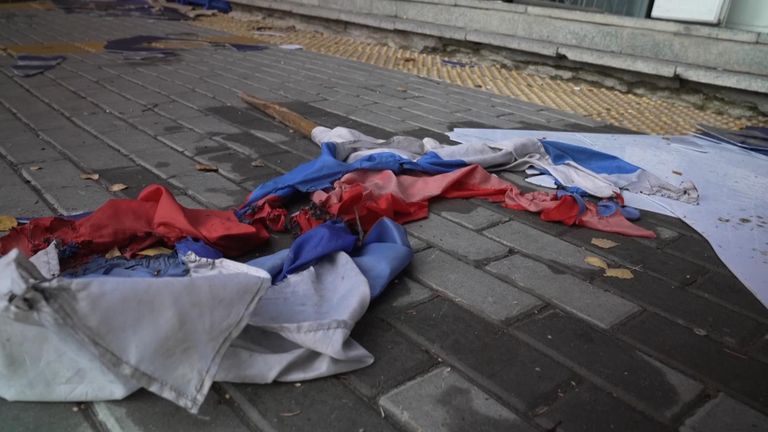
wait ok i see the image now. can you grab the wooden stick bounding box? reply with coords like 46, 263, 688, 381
239, 92, 319, 139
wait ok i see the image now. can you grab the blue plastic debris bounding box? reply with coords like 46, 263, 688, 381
176, 0, 231, 13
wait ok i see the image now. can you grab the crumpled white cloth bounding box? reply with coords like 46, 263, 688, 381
216, 251, 373, 383
0, 249, 270, 413
311, 126, 698, 203
0, 246, 375, 413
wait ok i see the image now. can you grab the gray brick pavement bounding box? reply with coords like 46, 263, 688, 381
1, 6, 766, 432
487, 254, 640, 329
410, 249, 541, 321
380, 367, 537, 432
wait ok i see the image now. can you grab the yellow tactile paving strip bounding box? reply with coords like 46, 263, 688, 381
192, 15, 768, 135
0, 1, 54, 11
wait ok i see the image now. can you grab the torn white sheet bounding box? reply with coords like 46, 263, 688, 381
0, 250, 270, 413
526, 174, 557, 189
449, 128, 768, 309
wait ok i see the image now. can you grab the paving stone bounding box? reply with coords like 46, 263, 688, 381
0, 160, 51, 217
430, 198, 508, 230
564, 228, 706, 285
92, 390, 247, 432
100, 127, 169, 153
487, 254, 640, 328
311, 99, 359, 116
592, 269, 766, 347
515, 310, 703, 421
128, 111, 186, 136
71, 112, 131, 135
370, 277, 435, 317
39, 127, 135, 170
271, 136, 322, 159
81, 90, 146, 118
348, 109, 414, 132
380, 367, 537, 432
259, 151, 310, 172
130, 145, 202, 179
158, 130, 228, 156
178, 115, 243, 135
410, 249, 540, 321
665, 234, 730, 271
389, 297, 575, 411
342, 315, 437, 399
21, 160, 112, 215
749, 334, 768, 363
1, 133, 63, 165
0, 400, 93, 432
408, 235, 429, 252
619, 312, 768, 408
407, 214, 509, 263
153, 100, 205, 119
96, 166, 179, 199
634, 225, 680, 248
168, 172, 245, 210
680, 393, 768, 432
690, 272, 768, 320
484, 221, 601, 272
403, 114, 450, 133
231, 379, 397, 432
0, 113, 45, 142
131, 75, 192, 96
535, 382, 673, 432
195, 149, 274, 183
171, 91, 222, 110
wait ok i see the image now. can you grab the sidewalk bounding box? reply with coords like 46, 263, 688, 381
1, 4, 767, 432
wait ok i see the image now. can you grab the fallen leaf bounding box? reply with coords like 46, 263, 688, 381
109, 183, 128, 192
604, 268, 634, 279
30, 165, 42, 171
80, 173, 100, 181
672, 170, 683, 176
0, 215, 18, 231
195, 163, 218, 172
591, 238, 619, 249
105, 246, 122, 259
137, 247, 173, 256
585, 256, 608, 269
279, 410, 301, 417
251, 160, 265, 167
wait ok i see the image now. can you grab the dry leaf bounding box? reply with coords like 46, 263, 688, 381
137, 247, 173, 256
195, 163, 218, 172
591, 238, 619, 249
109, 183, 128, 192
672, 170, 683, 176
279, 410, 301, 417
0, 215, 18, 231
585, 256, 608, 270
30, 165, 42, 171
80, 173, 100, 181
250, 160, 265, 167
604, 268, 634, 279
105, 246, 121, 259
